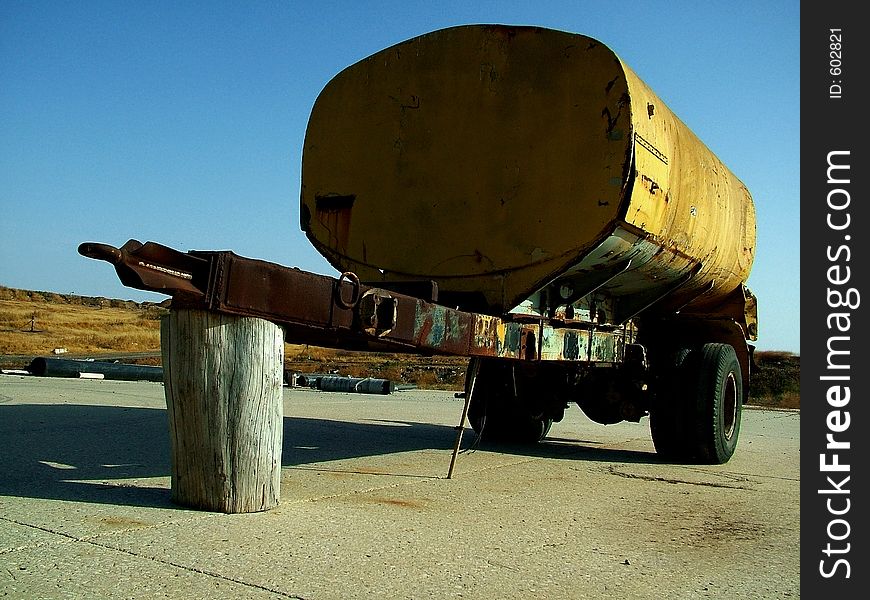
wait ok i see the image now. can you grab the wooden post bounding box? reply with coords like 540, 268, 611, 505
160, 308, 284, 513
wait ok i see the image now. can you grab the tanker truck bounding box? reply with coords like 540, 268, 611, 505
300, 25, 757, 464
80, 25, 757, 465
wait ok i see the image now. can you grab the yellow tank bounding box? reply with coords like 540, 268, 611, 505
301, 25, 756, 338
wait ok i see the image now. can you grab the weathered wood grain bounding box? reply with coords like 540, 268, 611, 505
161, 309, 284, 512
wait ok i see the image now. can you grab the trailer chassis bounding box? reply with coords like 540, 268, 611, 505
78, 239, 638, 366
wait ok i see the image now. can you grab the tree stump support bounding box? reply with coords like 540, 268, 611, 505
160, 308, 284, 513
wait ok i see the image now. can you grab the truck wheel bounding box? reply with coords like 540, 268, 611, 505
650, 344, 742, 463
465, 358, 553, 443
690, 343, 743, 464
649, 348, 694, 461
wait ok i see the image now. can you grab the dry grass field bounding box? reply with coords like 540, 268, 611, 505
0, 285, 798, 404
0, 287, 166, 356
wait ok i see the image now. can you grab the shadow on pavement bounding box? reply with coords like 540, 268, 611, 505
0, 403, 659, 508
0, 404, 173, 509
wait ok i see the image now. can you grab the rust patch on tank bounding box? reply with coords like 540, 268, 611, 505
315, 194, 355, 254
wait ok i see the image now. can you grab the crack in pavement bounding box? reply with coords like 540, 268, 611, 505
602, 466, 751, 489
0, 515, 307, 598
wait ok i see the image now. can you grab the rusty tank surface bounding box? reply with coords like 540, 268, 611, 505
301, 24, 756, 339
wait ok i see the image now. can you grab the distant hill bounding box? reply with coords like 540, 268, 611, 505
749, 350, 800, 409
0, 285, 169, 310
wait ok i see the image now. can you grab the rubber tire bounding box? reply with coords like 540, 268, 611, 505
465, 359, 553, 444
649, 348, 694, 461
690, 343, 743, 464
650, 344, 743, 464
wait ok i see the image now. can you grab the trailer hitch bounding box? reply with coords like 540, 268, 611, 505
78, 239, 471, 354
78, 240, 210, 297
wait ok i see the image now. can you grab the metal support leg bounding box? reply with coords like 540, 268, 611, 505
447, 358, 480, 479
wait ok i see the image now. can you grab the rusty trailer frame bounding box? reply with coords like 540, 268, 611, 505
79, 239, 634, 365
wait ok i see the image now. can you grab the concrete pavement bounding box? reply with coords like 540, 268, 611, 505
0, 376, 800, 599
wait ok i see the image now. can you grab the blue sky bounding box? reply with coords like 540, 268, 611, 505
0, 1, 800, 353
